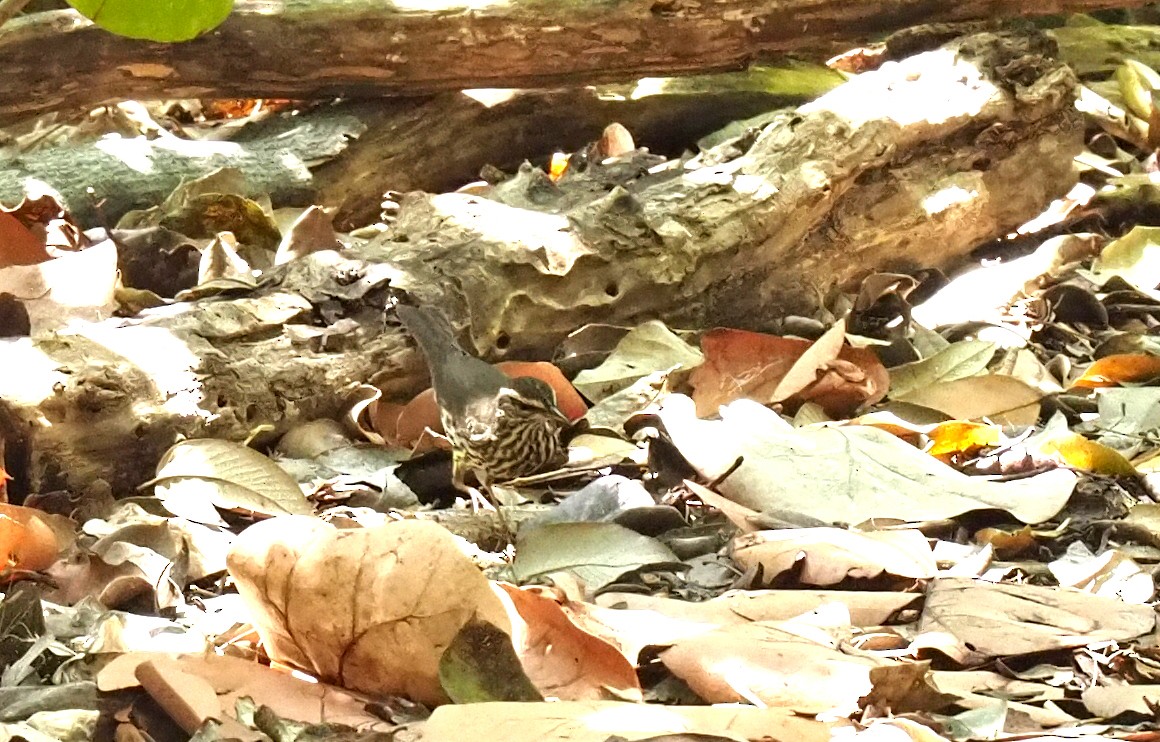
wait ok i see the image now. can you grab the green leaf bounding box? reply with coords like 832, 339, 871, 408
439, 620, 542, 704
888, 340, 996, 400
67, 0, 233, 42
511, 522, 678, 589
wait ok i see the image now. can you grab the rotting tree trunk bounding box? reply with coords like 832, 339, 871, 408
0, 84, 811, 230
0, 32, 1083, 497
0, 0, 1142, 124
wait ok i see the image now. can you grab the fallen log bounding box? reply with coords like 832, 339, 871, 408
0, 32, 1083, 497
0, 0, 1139, 124
0, 81, 817, 230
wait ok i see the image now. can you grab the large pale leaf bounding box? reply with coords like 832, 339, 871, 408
150, 439, 312, 518
1090, 225, 1160, 290
915, 578, 1156, 666
657, 396, 1074, 524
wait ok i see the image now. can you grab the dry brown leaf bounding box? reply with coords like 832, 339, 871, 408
596, 590, 921, 630
226, 516, 510, 705
135, 658, 245, 736
914, 578, 1156, 666
0, 211, 49, 268
660, 621, 885, 713
1082, 684, 1160, 717
895, 374, 1043, 426
557, 602, 721, 665
1048, 545, 1155, 603
682, 480, 762, 533
274, 205, 340, 265
689, 327, 888, 418
732, 528, 937, 585
656, 395, 1075, 525
0, 239, 119, 333
97, 652, 388, 730
863, 661, 954, 713
423, 701, 842, 742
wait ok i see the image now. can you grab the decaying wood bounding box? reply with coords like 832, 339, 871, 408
0, 109, 364, 227
0, 33, 1083, 496
312, 85, 812, 231
0, 84, 807, 230
0, 0, 1141, 125
376, 32, 1084, 354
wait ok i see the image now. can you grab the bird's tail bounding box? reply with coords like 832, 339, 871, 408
396, 304, 462, 364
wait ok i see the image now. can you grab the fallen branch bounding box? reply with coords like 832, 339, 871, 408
0, 0, 1138, 124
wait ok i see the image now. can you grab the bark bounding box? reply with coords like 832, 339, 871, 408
0, 0, 1141, 124
0, 84, 807, 230
0, 108, 364, 227
0, 32, 1083, 497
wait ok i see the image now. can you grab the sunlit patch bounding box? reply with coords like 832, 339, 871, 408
922, 184, 977, 216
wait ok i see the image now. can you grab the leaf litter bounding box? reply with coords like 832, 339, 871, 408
11, 24, 1160, 742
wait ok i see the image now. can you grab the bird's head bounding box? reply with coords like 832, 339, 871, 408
506, 376, 559, 409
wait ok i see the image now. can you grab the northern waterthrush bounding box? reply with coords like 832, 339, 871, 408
396, 304, 571, 508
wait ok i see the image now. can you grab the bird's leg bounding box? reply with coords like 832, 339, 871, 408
478, 477, 515, 543
452, 450, 496, 512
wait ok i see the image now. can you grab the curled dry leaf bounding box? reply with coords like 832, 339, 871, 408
1070, 353, 1160, 388
731, 528, 937, 586
149, 438, 313, 519
689, 326, 887, 418
571, 320, 703, 403
226, 516, 509, 706
498, 583, 642, 701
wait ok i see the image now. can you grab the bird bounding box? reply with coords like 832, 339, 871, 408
396, 304, 572, 510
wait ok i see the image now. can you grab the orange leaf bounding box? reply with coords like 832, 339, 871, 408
393, 389, 447, 450
690, 327, 888, 418
496, 361, 588, 421
0, 503, 60, 574
975, 525, 1036, 557
1071, 354, 1160, 388
548, 152, 570, 182
0, 211, 49, 268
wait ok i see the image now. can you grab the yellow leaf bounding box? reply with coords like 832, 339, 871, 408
1039, 433, 1137, 476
